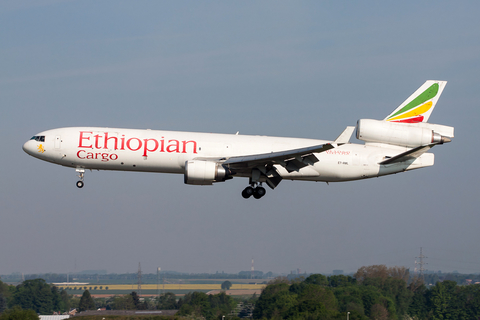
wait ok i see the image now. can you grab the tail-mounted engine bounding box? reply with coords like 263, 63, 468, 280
356, 119, 453, 148
184, 160, 229, 185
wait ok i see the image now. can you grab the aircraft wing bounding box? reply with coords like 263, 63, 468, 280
193, 142, 333, 189
192, 127, 358, 189
221, 143, 334, 189
222, 143, 334, 172
379, 144, 435, 165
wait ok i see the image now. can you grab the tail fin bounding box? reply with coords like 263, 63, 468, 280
384, 80, 447, 123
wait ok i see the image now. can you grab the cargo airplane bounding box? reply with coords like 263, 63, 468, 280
23, 80, 453, 199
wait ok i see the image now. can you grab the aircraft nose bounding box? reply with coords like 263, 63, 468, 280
23, 140, 34, 155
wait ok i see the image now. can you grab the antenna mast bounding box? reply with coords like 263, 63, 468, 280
415, 247, 428, 281
137, 262, 142, 297
251, 258, 254, 279
157, 267, 161, 297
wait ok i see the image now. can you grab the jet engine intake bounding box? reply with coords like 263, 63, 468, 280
356, 119, 451, 147
184, 160, 227, 185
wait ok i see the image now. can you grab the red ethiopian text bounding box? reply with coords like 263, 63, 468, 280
77, 131, 198, 162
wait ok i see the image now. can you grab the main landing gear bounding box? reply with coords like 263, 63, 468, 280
242, 183, 266, 199
76, 167, 85, 188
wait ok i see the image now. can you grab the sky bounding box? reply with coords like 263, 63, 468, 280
1, 1, 480, 277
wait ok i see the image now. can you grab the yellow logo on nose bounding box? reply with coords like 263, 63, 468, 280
37, 144, 45, 153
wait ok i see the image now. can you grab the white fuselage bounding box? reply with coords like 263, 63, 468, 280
22, 127, 433, 183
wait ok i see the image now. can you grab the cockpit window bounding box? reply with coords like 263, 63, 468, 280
30, 136, 45, 142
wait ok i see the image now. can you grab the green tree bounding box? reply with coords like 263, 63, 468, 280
50, 286, 65, 312
0, 306, 38, 320
221, 280, 232, 290
177, 292, 213, 319
408, 284, 428, 319
0, 294, 7, 314
112, 295, 135, 310
285, 299, 328, 319
287, 283, 338, 319
157, 292, 177, 310
208, 291, 236, 318
59, 290, 73, 312
11, 279, 60, 314
176, 291, 235, 320
459, 284, 480, 319
298, 284, 337, 311
328, 275, 356, 287
253, 283, 298, 319
130, 291, 145, 310
429, 280, 461, 320
0, 279, 11, 312
370, 303, 389, 320
304, 274, 328, 286
358, 285, 396, 319
363, 276, 412, 316
78, 290, 96, 312
333, 285, 365, 314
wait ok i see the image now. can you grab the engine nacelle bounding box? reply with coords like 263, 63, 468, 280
356, 119, 451, 147
184, 160, 227, 185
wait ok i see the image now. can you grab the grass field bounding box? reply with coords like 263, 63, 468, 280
57, 283, 265, 296
58, 283, 264, 290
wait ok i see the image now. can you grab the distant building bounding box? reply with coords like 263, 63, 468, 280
76, 310, 177, 317
39, 316, 70, 320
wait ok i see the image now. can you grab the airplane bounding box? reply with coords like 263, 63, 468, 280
23, 80, 454, 199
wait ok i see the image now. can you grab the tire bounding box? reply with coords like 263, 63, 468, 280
242, 186, 254, 199
253, 187, 266, 199
76, 181, 84, 188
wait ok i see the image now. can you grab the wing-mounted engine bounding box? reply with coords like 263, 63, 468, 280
184, 160, 230, 185
356, 119, 453, 148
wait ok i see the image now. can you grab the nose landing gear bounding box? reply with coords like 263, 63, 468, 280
76, 167, 85, 188
242, 183, 266, 199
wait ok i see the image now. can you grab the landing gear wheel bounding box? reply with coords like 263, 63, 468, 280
242, 186, 254, 199
253, 186, 266, 199
76, 168, 85, 189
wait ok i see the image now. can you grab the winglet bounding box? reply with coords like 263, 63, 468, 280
385, 80, 447, 123
334, 126, 355, 145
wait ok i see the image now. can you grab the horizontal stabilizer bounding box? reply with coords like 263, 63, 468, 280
379, 144, 435, 165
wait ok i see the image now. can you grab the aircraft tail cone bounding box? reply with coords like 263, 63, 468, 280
441, 136, 452, 144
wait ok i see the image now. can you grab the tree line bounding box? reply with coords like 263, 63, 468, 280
0, 277, 241, 317
253, 265, 480, 319
2, 265, 480, 319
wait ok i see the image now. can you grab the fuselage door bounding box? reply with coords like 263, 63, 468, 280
55, 135, 61, 149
